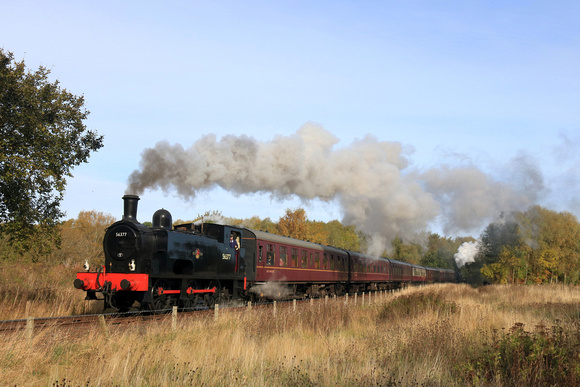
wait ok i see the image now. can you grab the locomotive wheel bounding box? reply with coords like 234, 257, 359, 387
206, 280, 221, 308
181, 280, 199, 310
150, 280, 172, 311
109, 292, 135, 313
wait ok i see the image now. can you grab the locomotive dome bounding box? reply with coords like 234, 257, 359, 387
152, 208, 172, 229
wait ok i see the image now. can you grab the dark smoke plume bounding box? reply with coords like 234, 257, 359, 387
127, 124, 542, 255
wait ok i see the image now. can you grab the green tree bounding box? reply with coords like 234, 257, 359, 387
391, 236, 422, 264
474, 215, 521, 284
325, 220, 361, 251
244, 216, 278, 234
421, 233, 463, 269
0, 50, 103, 251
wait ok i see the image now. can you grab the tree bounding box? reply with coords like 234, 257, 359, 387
517, 206, 580, 284
391, 236, 422, 264
243, 216, 278, 234
466, 206, 580, 285
51, 210, 116, 267
0, 50, 103, 250
421, 233, 462, 269
278, 208, 310, 241
325, 220, 361, 251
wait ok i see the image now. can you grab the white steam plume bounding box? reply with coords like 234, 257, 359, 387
127, 124, 542, 255
454, 241, 480, 268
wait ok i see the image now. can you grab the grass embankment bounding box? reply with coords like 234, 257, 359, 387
2, 284, 580, 386
0, 264, 99, 320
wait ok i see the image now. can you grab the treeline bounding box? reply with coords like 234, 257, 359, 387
0, 211, 115, 267
3, 205, 577, 286
1, 208, 466, 272
463, 205, 580, 285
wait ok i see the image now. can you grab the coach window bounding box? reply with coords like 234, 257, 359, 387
323, 255, 329, 270
314, 253, 320, 269
301, 250, 308, 268
266, 244, 275, 266
291, 248, 298, 267
258, 246, 263, 263
330, 255, 335, 270
280, 246, 287, 266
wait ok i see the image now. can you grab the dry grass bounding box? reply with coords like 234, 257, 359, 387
0, 263, 98, 320
2, 283, 580, 386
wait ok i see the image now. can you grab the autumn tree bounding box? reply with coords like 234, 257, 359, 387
51, 210, 116, 267
469, 206, 580, 285
307, 220, 330, 245
517, 206, 580, 284
278, 208, 310, 241
0, 50, 103, 251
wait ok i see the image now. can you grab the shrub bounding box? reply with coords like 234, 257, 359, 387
377, 291, 458, 321
461, 322, 580, 386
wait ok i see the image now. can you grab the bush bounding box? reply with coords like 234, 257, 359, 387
377, 291, 458, 321
461, 322, 580, 386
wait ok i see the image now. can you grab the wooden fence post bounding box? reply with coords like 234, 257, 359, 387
172, 306, 178, 331
26, 316, 34, 346
99, 315, 110, 339
25, 301, 32, 318
214, 304, 219, 321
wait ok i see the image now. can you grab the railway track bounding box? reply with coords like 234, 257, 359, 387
0, 301, 257, 335
0, 289, 399, 337
0, 313, 140, 334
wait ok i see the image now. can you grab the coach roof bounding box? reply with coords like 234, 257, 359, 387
246, 229, 346, 255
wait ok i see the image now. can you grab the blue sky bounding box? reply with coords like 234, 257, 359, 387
2, 1, 579, 239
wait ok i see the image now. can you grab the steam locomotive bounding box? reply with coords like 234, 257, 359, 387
74, 195, 457, 311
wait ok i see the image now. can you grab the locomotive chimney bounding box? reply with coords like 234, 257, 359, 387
122, 195, 140, 222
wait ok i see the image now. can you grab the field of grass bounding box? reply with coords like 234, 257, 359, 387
2, 283, 580, 386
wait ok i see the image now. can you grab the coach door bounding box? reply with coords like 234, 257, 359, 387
256, 242, 264, 280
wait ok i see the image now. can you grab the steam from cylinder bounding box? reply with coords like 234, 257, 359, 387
126, 124, 543, 255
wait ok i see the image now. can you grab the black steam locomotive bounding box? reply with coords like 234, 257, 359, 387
75, 195, 457, 311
